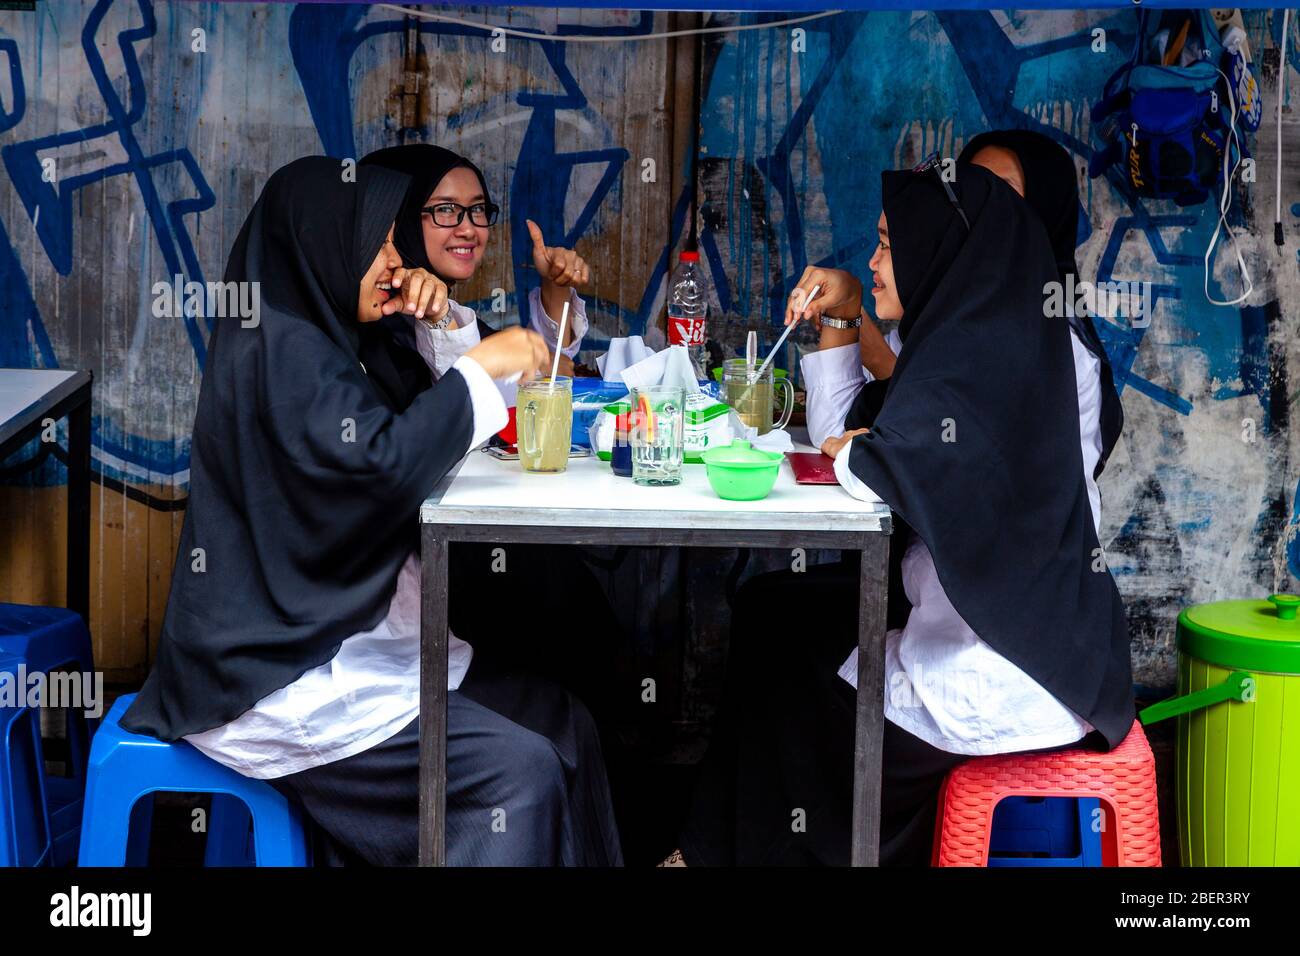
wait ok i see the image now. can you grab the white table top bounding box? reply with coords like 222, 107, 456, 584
0, 368, 90, 447
421, 433, 890, 534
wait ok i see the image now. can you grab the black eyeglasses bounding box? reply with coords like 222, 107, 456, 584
911, 151, 970, 231
421, 202, 501, 228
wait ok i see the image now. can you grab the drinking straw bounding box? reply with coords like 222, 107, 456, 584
746, 330, 757, 371
754, 283, 819, 383
549, 300, 570, 383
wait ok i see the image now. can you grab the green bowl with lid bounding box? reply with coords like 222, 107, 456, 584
700, 439, 784, 501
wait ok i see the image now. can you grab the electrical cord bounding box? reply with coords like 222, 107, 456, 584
377, 5, 843, 43
1277, 8, 1291, 248
1206, 65, 1254, 306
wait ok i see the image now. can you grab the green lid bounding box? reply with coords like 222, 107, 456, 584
699, 439, 783, 468
1177, 595, 1300, 674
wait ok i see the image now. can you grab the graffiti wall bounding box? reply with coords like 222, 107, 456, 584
697, 8, 1300, 691
1, 3, 1297, 692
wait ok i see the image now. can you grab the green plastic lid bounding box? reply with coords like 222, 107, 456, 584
1177, 595, 1300, 674
699, 439, 783, 468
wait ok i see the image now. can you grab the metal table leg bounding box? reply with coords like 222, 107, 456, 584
65, 383, 92, 624
851, 532, 890, 866
418, 525, 451, 866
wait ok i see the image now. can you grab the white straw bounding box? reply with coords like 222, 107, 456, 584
754, 283, 819, 382
549, 300, 569, 383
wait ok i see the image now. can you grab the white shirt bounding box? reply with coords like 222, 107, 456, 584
801, 330, 1102, 755
186, 289, 587, 778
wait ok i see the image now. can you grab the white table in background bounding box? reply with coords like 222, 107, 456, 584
0, 369, 93, 621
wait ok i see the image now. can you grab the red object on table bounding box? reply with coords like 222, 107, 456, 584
498, 405, 518, 445
788, 451, 838, 484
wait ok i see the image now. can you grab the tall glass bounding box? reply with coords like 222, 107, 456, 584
518, 376, 573, 474
723, 359, 794, 435
629, 385, 684, 486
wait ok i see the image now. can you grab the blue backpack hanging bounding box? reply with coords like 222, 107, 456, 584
1090, 9, 1261, 206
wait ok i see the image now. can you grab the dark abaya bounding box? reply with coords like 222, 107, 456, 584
121, 155, 621, 865
680, 163, 1131, 866
122, 157, 476, 741
271, 656, 622, 867
844, 167, 1133, 751
957, 129, 1124, 475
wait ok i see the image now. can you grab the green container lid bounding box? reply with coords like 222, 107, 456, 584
1177, 594, 1300, 674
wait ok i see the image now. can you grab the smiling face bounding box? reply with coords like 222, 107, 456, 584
357, 226, 402, 323
968, 144, 1026, 199
867, 212, 903, 321
421, 166, 489, 282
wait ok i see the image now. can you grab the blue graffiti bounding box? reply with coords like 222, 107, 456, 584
0, 0, 215, 487
287, 3, 655, 342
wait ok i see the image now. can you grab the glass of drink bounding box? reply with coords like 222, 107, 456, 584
518, 376, 573, 474
722, 359, 793, 435
629, 385, 684, 486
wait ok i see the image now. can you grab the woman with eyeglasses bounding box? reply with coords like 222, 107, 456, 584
358, 145, 591, 383
662, 159, 1132, 868
353, 144, 630, 815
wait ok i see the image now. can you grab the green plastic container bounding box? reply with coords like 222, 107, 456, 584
1139, 594, 1300, 866
699, 439, 784, 501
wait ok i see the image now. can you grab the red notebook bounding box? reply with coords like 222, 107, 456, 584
788, 452, 839, 484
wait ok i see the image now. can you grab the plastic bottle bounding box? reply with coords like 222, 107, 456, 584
666, 251, 710, 380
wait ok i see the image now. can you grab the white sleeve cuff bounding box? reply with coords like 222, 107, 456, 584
802, 343, 870, 450
529, 286, 588, 358
452, 355, 509, 450
833, 440, 884, 504
885, 327, 903, 356
801, 342, 872, 387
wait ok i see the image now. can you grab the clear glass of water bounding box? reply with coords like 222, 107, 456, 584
630, 385, 685, 486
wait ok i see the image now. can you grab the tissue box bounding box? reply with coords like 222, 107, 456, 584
683, 393, 734, 462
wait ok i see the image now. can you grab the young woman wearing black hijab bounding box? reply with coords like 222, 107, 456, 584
663, 162, 1133, 867
358, 144, 591, 379
357, 144, 627, 723
121, 156, 622, 866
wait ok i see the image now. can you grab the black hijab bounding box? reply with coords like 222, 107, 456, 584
122, 156, 476, 740
359, 144, 492, 281
958, 129, 1124, 475
845, 165, 1134, 750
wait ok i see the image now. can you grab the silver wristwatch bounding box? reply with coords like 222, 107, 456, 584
425, 310, 457, 331
821, 312, 862, 330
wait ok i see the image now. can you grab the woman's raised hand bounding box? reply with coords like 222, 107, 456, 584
784, 267, 863, 329
465, 327, 552, 383
384, 267, 449, 322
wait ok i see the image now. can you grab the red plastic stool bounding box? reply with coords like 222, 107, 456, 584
932, 721, 1161, 867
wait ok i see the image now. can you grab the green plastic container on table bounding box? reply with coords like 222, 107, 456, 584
1138, 594, 1300, 866
699, 439, 784, 501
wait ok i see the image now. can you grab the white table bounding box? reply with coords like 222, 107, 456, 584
0, 369, 93, 621
418, 437, 892, 866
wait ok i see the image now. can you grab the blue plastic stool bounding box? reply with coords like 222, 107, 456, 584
988, 796, 1103, 867
0, 603, 97, 865
0, 652, 54, 866
78, 695, 310, 866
